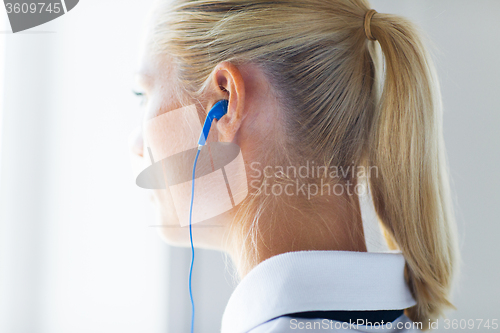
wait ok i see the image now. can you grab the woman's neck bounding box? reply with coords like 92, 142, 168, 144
228, 184, 368, 279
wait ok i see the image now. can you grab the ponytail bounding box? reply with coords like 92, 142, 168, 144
365, 12, 460, 329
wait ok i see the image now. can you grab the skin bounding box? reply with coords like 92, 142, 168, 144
130, 44, 367, 278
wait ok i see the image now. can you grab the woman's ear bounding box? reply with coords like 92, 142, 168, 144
210, 61, 246, 143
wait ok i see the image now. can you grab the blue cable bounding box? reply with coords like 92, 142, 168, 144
188, 100, 226, 332
188, 147, 201, 333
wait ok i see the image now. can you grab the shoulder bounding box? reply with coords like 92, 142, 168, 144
247, 314, 423, 333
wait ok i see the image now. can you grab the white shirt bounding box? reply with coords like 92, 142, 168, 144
221, 250, 421, 333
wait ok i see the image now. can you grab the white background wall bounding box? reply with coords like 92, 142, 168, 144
0, 1, 498, 332
0, 1, 169, 332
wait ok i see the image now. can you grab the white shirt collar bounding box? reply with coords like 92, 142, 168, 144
221, 250, 417, 333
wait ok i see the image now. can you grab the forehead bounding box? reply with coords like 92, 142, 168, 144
135, 3, 177, 87
136, 46, 175, 88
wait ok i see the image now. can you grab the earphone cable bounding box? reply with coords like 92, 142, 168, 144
188, 148, 201, 333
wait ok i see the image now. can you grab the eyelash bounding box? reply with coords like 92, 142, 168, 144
132, 90, 147, 106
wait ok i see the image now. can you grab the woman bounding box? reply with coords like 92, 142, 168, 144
130, 0, 460, 331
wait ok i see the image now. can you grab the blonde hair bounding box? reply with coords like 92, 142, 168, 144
148, 0, 460, 328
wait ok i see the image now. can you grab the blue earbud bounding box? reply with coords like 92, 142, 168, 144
197, 99, 229, 147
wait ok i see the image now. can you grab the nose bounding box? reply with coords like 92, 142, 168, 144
129, 126, 144, 158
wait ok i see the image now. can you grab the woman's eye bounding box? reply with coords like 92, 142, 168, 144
132, 90, 148, 106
